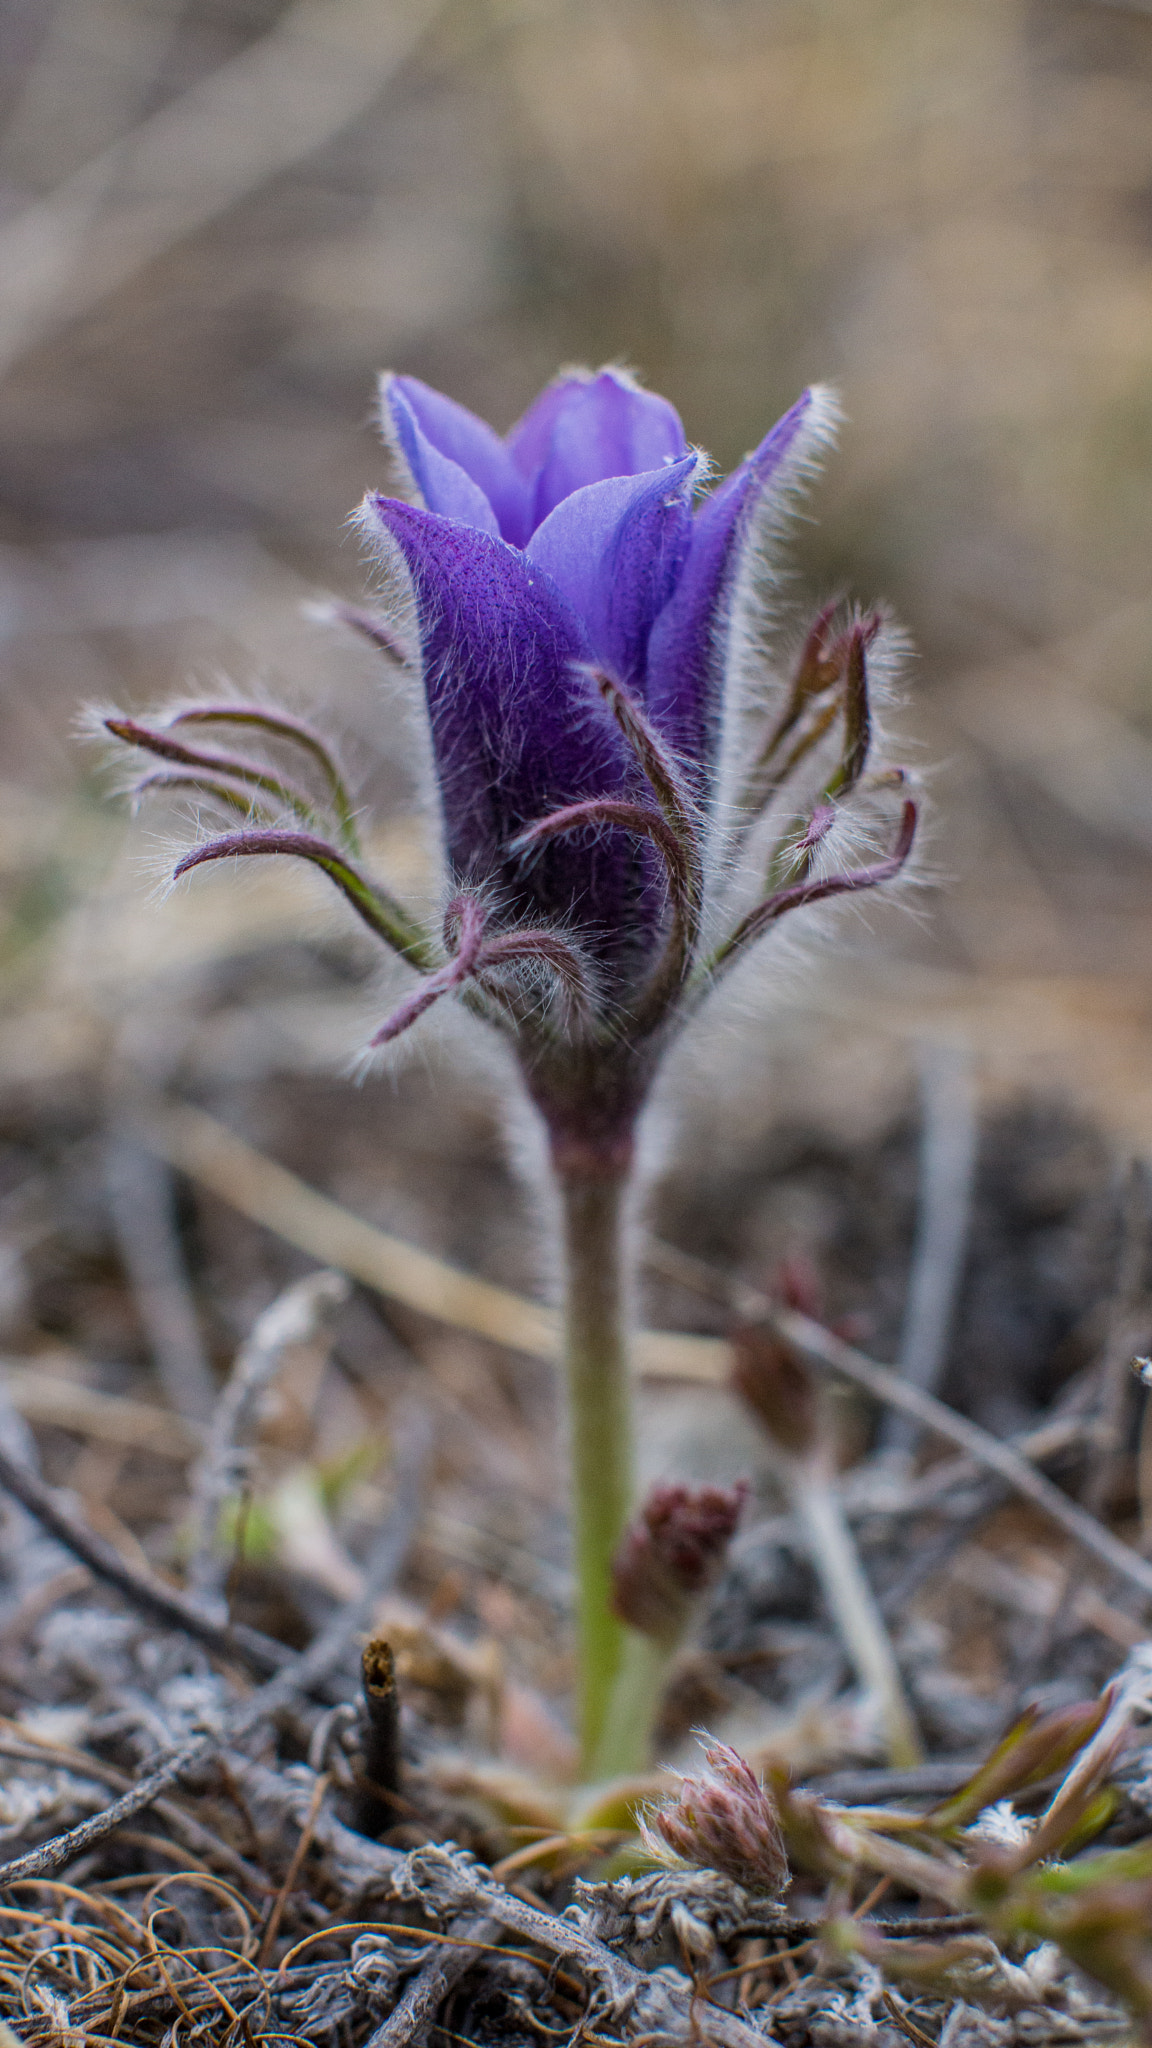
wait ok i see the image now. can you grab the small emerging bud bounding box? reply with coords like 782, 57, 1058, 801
640, 1741, 789, 1896
611, 1481, 746, 1644
730, 1323, 821, 1462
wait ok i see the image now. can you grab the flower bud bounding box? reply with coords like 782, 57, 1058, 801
640, 1741, 789, 1897
610, 1481, 746, 1645
730, 1323, 821, 1461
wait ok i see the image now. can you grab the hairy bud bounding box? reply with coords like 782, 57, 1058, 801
611, 1481, 746, 1645
730, 1324, 822, 1461
640, 1741, 789, 1897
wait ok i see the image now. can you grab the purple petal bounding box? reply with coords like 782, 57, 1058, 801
525, 455, 696, 691
362, 496, 663, 965
645, 389, 830, 768
522, 370, 690, 528
382, 375, 531, 544
504, 375, 591, 482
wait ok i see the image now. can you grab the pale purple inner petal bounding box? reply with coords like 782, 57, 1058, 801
525, 456, 696, 691
387, 375, 531, 543
386, 382, 501, 537
504, 376, 591, 484
528, 372, 689, 529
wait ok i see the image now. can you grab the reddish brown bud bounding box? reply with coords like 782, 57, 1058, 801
611, 1481, 746, 1643
640, 1741, 789, 1896
730, 1324, 821, 1461
773, 1252, 825, 1321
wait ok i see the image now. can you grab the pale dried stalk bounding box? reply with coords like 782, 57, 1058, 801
185, 1267, 350, 1610
0, 0, 444, 379
881, 1041, 977, 1461
787, 1461, 923, 1769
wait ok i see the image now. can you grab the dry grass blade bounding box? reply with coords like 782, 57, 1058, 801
0, 1365, 201, 1460
0, 0, 445, 380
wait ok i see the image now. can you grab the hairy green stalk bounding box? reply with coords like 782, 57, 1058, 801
557, 1166, 636, 1772
591, 1625, 671, 1781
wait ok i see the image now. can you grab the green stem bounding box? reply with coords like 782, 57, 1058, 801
591, 1625, 673, 1782
557, 1163, 636, 1772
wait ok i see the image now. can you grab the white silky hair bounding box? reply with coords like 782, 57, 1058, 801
348, 492, 447, 893
78, 672, 371, 842
704, 383, 845, 885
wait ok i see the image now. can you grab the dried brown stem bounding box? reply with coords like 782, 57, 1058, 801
356, 1636, 404, 1837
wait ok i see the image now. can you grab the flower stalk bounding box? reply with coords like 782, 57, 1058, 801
556, 1158, 636, 1767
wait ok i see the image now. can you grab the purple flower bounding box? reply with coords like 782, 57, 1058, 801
98, 364, 918, 1167
364, 368, 826, 988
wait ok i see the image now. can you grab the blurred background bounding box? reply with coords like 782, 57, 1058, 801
3, 0, 1152, 1719
4, 0, 1152, 1034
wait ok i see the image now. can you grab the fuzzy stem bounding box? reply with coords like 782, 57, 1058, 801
591, 1625, 672, 1781
788, 1460, 923, 1769
556, 1164, 636, 1772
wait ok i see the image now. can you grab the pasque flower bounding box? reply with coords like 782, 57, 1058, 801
101, 365, 915, 1160
98, 363, 919, 1774
356, 367, 915, 1164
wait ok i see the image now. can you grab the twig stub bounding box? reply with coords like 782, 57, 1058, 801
357, 1634, 404, 1837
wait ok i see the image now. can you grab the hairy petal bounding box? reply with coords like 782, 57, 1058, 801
382, 374, 533, 542
362, 497, 664, 967
524, 369, 689, 528
526, 458, 696, 693
645, 387, 832, 768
